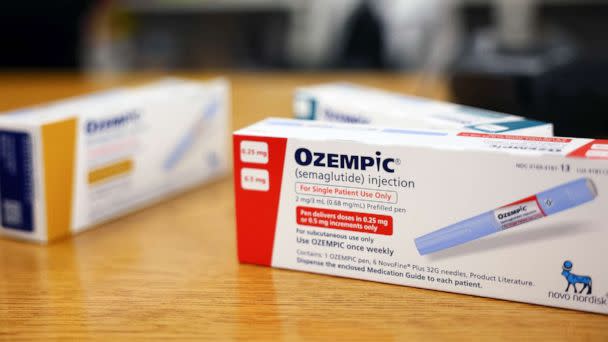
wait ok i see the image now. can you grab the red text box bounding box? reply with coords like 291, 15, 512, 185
296, 206, 393, 235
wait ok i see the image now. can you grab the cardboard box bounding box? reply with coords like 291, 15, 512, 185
234, 118, 607, 314
0, 78, 230, 242
295, 83, 553, 136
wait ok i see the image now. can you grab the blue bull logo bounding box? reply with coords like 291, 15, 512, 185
562, 261, 592, 295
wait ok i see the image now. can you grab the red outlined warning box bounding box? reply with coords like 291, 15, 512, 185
296, 206, 393, 235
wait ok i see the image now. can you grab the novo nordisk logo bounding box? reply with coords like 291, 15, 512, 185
86, 110, 140, 134
294, 148, 397, 173
548, 260, 606, 306
562, 260, 592, 295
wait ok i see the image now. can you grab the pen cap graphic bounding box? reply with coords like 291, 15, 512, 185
537, 178, 596, 215
415, 178, 597, 255
163, 99, 220, 171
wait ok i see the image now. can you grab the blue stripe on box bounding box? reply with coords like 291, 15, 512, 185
468, 120, 547, 133
382, 128, 448, 136
0, 130, 34, 232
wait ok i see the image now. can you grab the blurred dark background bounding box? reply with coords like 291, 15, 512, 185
0, 0, 606, 137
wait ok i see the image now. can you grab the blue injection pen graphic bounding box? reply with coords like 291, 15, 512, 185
415, 178, 597, 255
163, 100, 219, 171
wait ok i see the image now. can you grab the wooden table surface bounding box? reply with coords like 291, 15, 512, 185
0, 72, 606, 340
